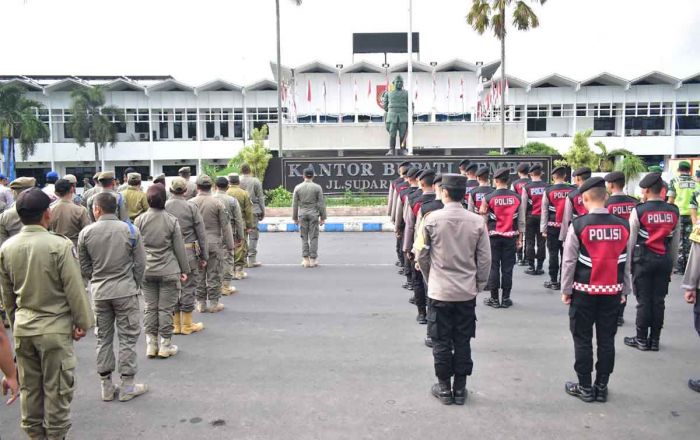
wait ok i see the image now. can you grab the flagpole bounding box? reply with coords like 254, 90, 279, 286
407, 0, 414, 155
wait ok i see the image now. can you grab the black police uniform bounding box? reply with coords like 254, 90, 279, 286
512, 164, 531, 264
419, 192, 444, 348
543, 182, 574, 287
522, 177, 548, 274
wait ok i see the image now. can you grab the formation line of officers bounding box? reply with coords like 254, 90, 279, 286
387, 159, 700, 405
0, 164, 265, 440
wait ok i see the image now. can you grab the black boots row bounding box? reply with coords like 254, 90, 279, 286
565, 374, 609, 403
431, 376, 467, 405
525, 260, 545, 276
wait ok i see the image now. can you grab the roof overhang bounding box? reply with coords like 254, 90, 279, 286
43, 77, 92, 93
294, 61, 338, 74
630, 71, 680, 88
102, 78, 146, 92
245, 79, 278, 91
478, 60, 501, 80
435, 59, 478, 73
196, 79, 243, 92
0, 78, 43, 92
389, 61, 433, 73
341, 61, 384, 74
531, 73, 579, 89
580, 72, 629, 87
484, 74, 530, 90
681, 72, 700, 85
147, 79, 194, 93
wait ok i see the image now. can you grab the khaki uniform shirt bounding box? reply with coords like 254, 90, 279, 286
0, 206, 22, 246
417, 202, 492, 302
214, 190, 245, 240
81, 185, 100, 208
49, 199, 92, 245
87, 188, 129, 222
78, 214, 146, 301
292, 181, 327, 221
134, 209, 189, 277
183, 180, 197, 200
121, 186, 149, 221
240, 175, 265, 217
165, 195, 209, 259
0, 225, 94, 336
190, 192, 235, 249
227, 185, 255, 229
0, 185, 13, 207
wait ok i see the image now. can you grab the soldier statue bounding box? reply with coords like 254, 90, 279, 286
382, 75, 409, 156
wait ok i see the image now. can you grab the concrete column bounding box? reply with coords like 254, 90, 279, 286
147, 98, 154, 176
196, 102, 202, 173
671, 98, 677, 159
48, 101, 55, 171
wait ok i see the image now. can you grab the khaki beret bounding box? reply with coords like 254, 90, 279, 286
63, 174, 77, 184
127, 172, 142, 184
170, 177, 187, 193
196, 174, 212, 186
10, 177, 36, 191
178, 166, 191, 174
98, 171, 115, 180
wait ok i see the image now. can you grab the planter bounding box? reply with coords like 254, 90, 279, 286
266, 205, 388, 217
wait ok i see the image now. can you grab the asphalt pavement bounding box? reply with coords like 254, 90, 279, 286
1, 233, 698, 439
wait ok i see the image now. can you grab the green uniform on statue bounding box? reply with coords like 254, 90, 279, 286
382, 75, 410, 156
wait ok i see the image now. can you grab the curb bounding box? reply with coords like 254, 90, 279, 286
259, 218, 395, 233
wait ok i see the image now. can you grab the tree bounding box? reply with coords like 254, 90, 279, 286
562, 129, 598, 171
240, 125, 273, 179
467, 0, 547, 154
275, 0, 303, 157
615, 154, 647, 194
517, 141, 559, 156
68, 86, 123, 172
0, 84, 49, 175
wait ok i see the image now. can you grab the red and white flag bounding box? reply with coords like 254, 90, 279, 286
306, 79, 312, 103
367, 79, 372, 98
322, 81, 327, 99
459, 77, 465, 99
414, 79, 419, 101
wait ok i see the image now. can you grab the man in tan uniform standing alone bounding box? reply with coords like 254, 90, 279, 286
292, 167, 327, 268
240, 163, 266, 268
0, 188, 94, 439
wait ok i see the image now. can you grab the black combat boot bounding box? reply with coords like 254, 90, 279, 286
424, 336, 434, 348
624, 335, 650, 351
484, 290, 500, 308
689, 378, 700, 393
525, 262, 537, 275
649, 328, 661, 351
518, 258, 529, 267
617, 315, 624, 327
395, 260, 402, 267
594, 374, 609, 402
534, 261, 545, 275
402, 282, 412, 290
416, 307, 427, 325
398, 268, 405, 275
452, 375, 468, 405
409, 295, 416, 305
431, 379, 454, 405
544, 279, 560, 290
565, 381, 594, 402
500, 290, 513, 308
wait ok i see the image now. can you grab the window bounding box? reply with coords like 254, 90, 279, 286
64, 167, 96, 187
116, 122, 127, 133
174, 112, 183, 139
678, 116, 700, 130
527, 118, 547, 132
187, 110, 197, 139
625, 117, 665, 131
552, 105, 562, 117
220, 112, 229, 137
234, 121, 243, 138
576, 104, 586, 117
594, 117, 616, 131
159, 122, 168, 139
163, 165, 197, 176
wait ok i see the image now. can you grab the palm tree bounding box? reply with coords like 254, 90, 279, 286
467, 0, 547, 154
68, 86, 123, 172
275, 0, 303, 158
0, 84, 49, 176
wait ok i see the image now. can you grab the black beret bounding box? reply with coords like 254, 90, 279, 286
16, 187, 51, 217
529, 164, 542, 174
303, 167, 315, 177
639, 173, 662, 189
494, 168, 511, 180
433, 173, 443, 185
458, 159, 471, 169
552, 166, 567, 176
604, 171, 625, 183
516, 163, 530, 174
464, 163, 478, 173
442, 173, 467, 189
572, 167, 592, 177
418, 169, 435, 181
215, 176, 229, 187
54, 179, 72, 194
476, 167, 490, 178
406, 167, 420, 178
579, 177, 605, 194
398, 161, 412, 169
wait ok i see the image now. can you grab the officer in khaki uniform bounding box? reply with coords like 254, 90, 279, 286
178, 167, 198, 199
240, 163, 266, 268
81, 172, 101, 208
0, 177, 36, 245
165, 177, 207, 335
121, 172, 149, 221
0, 188, 94, 439
191, 175, 235, 313
49, 179, 91, 246
292, 167, 327, 268
79, 192, 148, 402
227, 173, 254, 279
86, 171, 129, 222
214, 177, 244, 294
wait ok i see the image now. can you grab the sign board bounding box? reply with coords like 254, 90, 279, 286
267, 156, 552, 195
352, 32, 420, 54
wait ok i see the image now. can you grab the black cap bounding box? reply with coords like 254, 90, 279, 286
572, 166, 592, 177
604, 171, 625, 183
16, 187, 51, 217
215, 176, 229, 188
579, 177, 606, 194
494, 168, 511, 180
398, 161, 412, 169
528, 164, 542, 174
303, 167, 315, 177
418, 169, 435, 181
433, 173, 443, 185
639, 173, 662, 189
552, 166, 566, 176
442, 173, 467, 189
458, 159, 471, 169
516, 163, 530, 174
406, 167, 420, 178
464, 163, 478, 173
54, 179, 72, 194
476, 167, 490, 178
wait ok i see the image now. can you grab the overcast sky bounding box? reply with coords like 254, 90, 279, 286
3, 0, 699, 85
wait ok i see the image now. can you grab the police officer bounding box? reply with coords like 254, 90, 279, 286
604, 171, 639, 326
86, 171, 129, 222
623, 173, 680, 352
559, 167, 592, 242
416, 174, 491, 406
520, 164, 548, 275
134, 185, 190, 359
561, 177, 631, 403
227, 173, 254, 280
462, 163, 479, 198
669, 161, 696, 274
63, 174, 84, 205
191, 175, 235, 313
0, 177, 36, 245
540, 166, 574, 290
467, 167, 494, 213
403, 167, 424, 300
292, 167, 327, 268
395, 167, 421, 288
392, 164, 412, 276
178, 166, 198, 199
0, 188, 94, 438
481, 167, 523, 308
49, 179, 91, 247
214, 176, 244, 295
404, 169, 433, 320
389, 161, 411, 269
681, 225, 700, 392
512, 163, 531, 266
165, 177, 207, 335
121, 172, 149, 221
240, 163, 266, 268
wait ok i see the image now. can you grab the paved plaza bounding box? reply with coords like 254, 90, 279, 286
1, 232, 698, 439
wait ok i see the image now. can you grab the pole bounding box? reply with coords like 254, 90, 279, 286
407, 0, 414, 155
275, 0, 284, 157
500, 34, 505, 155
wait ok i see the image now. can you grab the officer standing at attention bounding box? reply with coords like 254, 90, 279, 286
520, 164, 548, 276
165, 177, 207, 335
117, 167, 136, 192
604, 171, 639, 326
623, 173, 679, 352
81, 172, 102, 207
462, 163, 479, 200
416, 174, 491, 406
540, 166, 574, 290
407, 170, 436, 324
191, 175, 235, 313
512, 163, 531, 266
0, 173, 14, 209
559, 167, 592, 242
389, 161, 411, 268
240, 163, 266, 268
0, 177, 36, 245
467, 167, 494, 213
668, 160, 695, 274
86, 171, 129, 222
121, 172, 149, 221
227, 173, 254, 280
178, 167, 198, 199
292, 167, 327, 268
402, 169, 427, 314
480, 168, 523, 308
560, 177, 631, 403
78, 192, 148, 402
214, 176, 244, 294
392, 164, 412, 276
395, 167, 420, 289
135, 185, 190, 359
49, 179, 92, 246
681, 224, 700, 392
62, 174, 84, 205
0, 188, 94, 438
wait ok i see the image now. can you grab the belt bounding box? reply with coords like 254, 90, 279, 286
184, 242, 197, 250
548, 221, 562, 227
